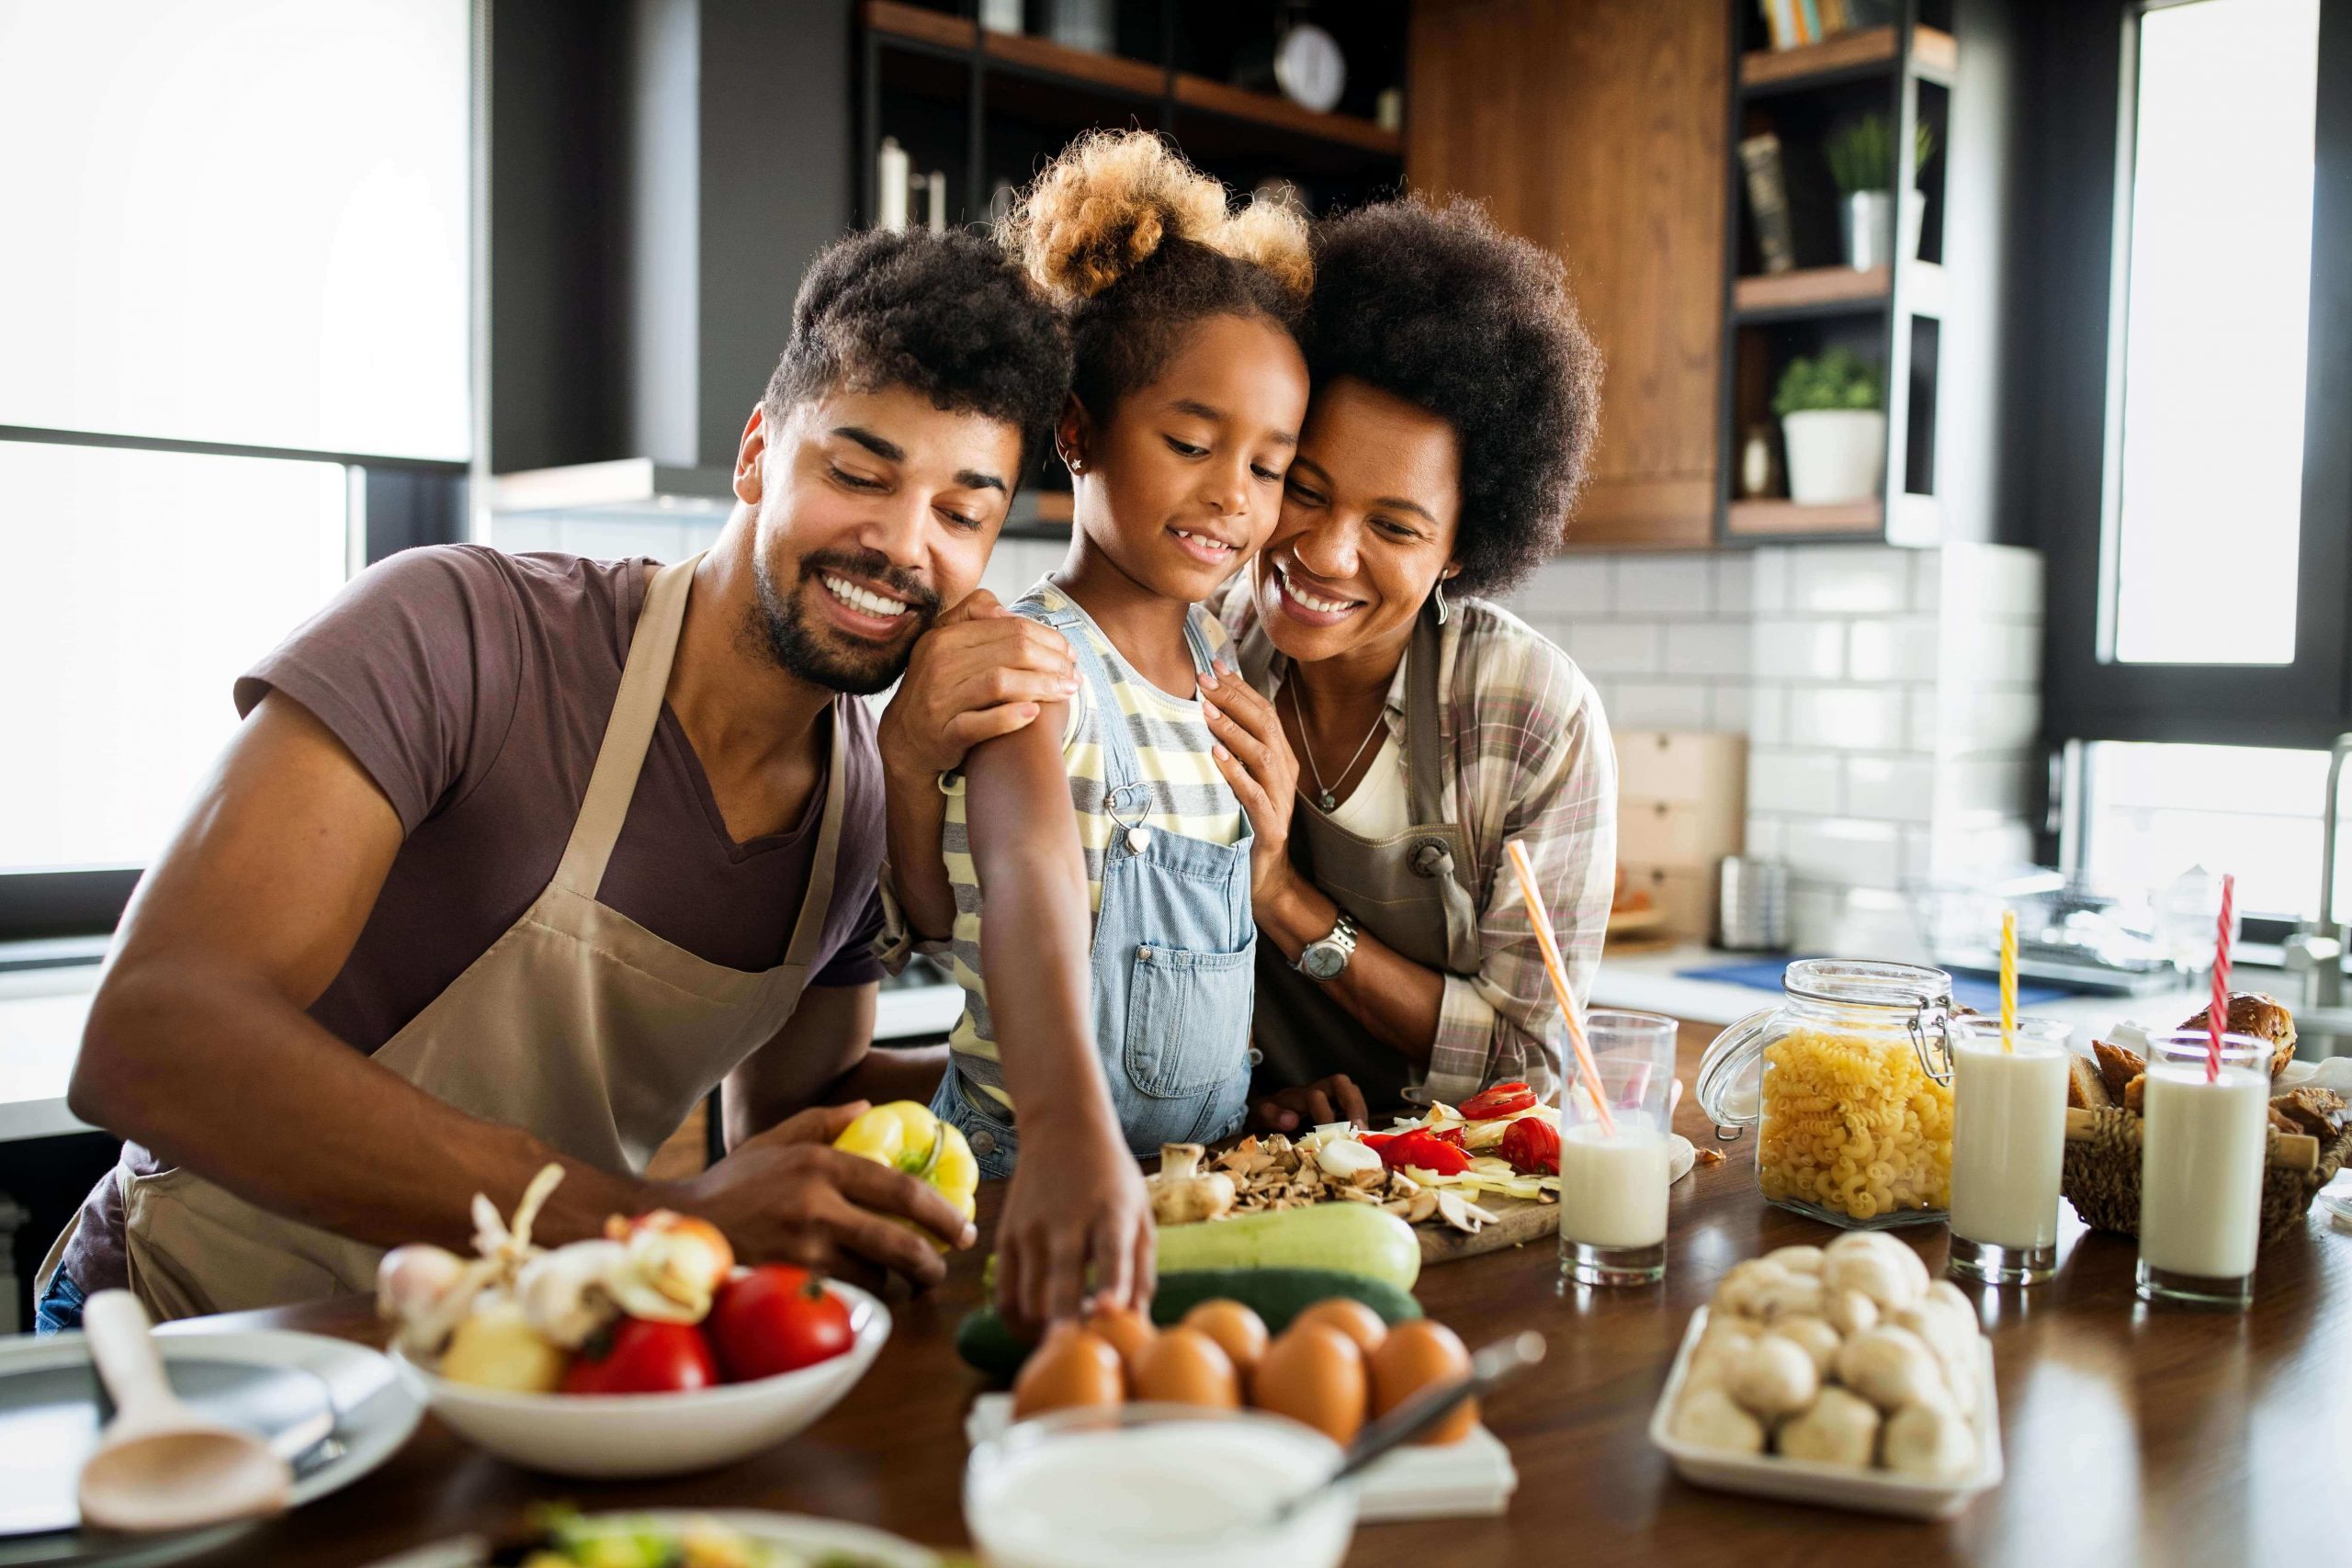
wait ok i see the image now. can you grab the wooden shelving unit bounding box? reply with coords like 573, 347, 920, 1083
1714, 1, 1964, 547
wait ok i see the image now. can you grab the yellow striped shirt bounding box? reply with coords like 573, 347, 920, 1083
941, 581, 1242, 1105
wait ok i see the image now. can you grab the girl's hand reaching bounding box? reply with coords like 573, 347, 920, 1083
1198, 664, 1302, 908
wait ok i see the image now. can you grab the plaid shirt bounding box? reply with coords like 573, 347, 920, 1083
1218, 582, 1618, 1108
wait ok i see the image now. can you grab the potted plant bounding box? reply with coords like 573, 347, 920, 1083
1773, 349, 1885, 504
1825, 115, 1935, 269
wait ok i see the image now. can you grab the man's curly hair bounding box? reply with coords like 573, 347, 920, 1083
1306, 197, 1602, 596
763, 228, 1072, 482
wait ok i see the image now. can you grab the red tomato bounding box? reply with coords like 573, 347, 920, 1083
1500, 1116, 1561, 1177
560, 1316, 718, 1395
1460, 1081, 1537, 1120
1374, 1129, 1472, 1176
708, 1266, 854, 1382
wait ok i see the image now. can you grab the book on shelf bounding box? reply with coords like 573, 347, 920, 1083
1738, 133, 1797, 276
1800, 0, 1824, 41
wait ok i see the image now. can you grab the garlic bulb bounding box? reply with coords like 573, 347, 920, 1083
606, 1210, 735, 1322
516, 1239, 626, 1348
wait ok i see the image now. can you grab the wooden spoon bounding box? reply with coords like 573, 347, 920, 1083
74, 1290, 291, 1534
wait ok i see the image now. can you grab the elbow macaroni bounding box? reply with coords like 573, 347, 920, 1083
1757, 1028, 1953, 1221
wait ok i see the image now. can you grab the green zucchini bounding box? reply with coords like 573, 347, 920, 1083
952, 1267, 1421, 1382
1156, 1201, 1421, 1292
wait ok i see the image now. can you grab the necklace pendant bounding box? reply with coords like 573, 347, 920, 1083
1317, 790, 1337, 812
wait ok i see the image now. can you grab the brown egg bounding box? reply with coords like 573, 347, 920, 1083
1290, 1297, 1389, 1358
1179, 1301, 1269, 1392
1368, 1319, 1477, 1444
1012, 1329, 1125, 1419
1252, 1322, 1368, 1445
1081, 1305, 1159, 1387
1131, 1326, 1242, 1408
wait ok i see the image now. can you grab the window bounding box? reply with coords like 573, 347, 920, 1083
0, 1, 476, 933
2105, 0, 2319, 667
2079, 741, 2346, 922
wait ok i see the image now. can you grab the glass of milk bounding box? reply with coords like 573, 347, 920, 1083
965, 1404, 1353, 1568
1948, 1016, 2073, 1284
2136, 1031, 2270, 1309
1556, 1010, 1679, 1287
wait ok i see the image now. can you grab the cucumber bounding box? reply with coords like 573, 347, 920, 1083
1157, 1202, 1421, 1292
1147, 1268, 1420, 1335
952, 1267, 1420, 1382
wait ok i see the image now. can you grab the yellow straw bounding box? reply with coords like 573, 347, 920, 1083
1998, 909, 2018, 1053
1505, 839, 1617, 1136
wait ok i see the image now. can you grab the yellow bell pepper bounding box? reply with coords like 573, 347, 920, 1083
832, 1100, 978, 1248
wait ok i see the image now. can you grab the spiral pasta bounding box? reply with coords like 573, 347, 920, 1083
1757, 1027, 1952, 1221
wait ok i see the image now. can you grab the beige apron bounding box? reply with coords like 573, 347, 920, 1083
1240, 604, 1484, 1111
83, 556, 850, 1321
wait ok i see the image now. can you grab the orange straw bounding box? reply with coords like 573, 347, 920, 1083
1506, 838, 1617, 1137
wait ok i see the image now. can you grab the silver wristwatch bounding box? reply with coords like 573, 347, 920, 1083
1295, 911, 1359, 982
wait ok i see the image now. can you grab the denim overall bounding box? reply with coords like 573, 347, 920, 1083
930, 600, 1257, 1179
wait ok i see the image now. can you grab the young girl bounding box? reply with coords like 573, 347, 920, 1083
916, 132, 1311, 1322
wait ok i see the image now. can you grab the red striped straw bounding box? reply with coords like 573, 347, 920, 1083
2208, 873, 2235, 1084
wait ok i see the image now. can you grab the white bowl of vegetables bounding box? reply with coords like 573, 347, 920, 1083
380, 1166, 889, 1478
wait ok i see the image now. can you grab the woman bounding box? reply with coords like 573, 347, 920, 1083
1195, 196, 1613, 1128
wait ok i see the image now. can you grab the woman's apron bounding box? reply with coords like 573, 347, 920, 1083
1238, 604, 1484, 1113
71, 555, 850, 1322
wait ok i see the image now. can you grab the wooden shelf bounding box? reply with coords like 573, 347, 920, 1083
860, 1, 1401, 159
864, 1, 971, 53
1171, 74, 1401, 155
983, 28, 1163, 99
1724, 498, 1884, 537
1740, 24, 1955, 92
1735, 265, 1889, 317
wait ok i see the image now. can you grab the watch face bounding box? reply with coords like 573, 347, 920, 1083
1302, 942, 1346, 980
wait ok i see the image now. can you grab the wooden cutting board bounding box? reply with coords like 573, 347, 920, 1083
1417, 1196, 1558, 1265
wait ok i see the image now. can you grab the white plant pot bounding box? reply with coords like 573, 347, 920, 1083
1781, 409, 1886, 505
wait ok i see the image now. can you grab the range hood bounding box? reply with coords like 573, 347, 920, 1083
486, 0, 848, 523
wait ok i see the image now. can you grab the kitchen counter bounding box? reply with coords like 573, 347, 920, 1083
167, 1019, 2352, 1566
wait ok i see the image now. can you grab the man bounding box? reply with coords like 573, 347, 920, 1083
39, 228, 1086, 1328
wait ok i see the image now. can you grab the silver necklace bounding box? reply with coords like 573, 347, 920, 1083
1286, 681, 1386, 813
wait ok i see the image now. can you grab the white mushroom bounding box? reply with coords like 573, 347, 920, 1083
1313, 1138, 1387, 1186
1762, 1244, 1826, 1276
1776, 1384, 1881, 1469
1824, 1286, 1882, 1337
1672, 1386, 1767, 1455
1751, 1273, 1826, 1322
1834, 1325, 1949, 1413
1892, 1299, 1978, 1371
1883, 1399, 1978, 1480
1687, 1315, 1762, 1390
1766, 1314, 1843, 1377
1728, 1333, 1821, 1420
1820, 1231, 1929, 1312
1713, 1258, 1792, 1318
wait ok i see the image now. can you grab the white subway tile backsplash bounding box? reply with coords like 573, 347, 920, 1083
1751, 547, 1791, 615
1747, 814, 1786, 859
1786, 685, 1905, 750
1609, 679, 1711, 729
1565, 620, 1665, 675
1843, 755, 1939, 824
1753, 617, 1846, 681
1749, 682, 1788, 746
1713, 555, 1755, 615
1664, 621, 1751, 678
1784, 817, 1903, 887
1787, 547, 1910, 615
489, 517, 562, 555
1905, 688, 1942, 751
1787, 884, 1849, 952
1706, 683, 1753, 732
1909, 549, 1942, 613
561, 517, 695, 562
1613, 555, 1715, 615
1847, 615, 1940, 682
1749, 750, 1841, 814
1511, 557, 1614, 619
1900, 826, 1935, 882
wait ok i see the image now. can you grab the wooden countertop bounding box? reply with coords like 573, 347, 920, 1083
167, 1023, 2352, 1565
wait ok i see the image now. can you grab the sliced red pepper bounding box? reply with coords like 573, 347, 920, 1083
1430, 1126, 1468, 1149
1375, 1128, 1472, 1176
1460, 1080, 1538, 1120
1499, 1117, 1561, 1177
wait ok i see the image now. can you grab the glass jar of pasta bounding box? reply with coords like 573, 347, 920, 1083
1693, 959, 1956, 1229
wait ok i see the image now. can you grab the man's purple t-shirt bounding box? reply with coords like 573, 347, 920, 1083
60, 546, 888, 1293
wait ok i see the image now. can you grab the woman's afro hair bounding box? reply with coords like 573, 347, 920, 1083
764, 227, 1072, 477
1001, 130, 1311, 421
1306, 196, 1602, 596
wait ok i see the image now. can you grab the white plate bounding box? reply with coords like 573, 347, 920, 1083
395, 1280, 888, 1479
361, 1509, 936, 1568
1647, 1307, 2003, 1521
965, 1393, 1516, 1520
0, 1327, 421, 1567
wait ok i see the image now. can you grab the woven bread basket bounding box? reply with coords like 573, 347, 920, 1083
2060, 1106, 2352, 1243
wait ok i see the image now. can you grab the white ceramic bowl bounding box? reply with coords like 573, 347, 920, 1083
966, 1404, 1354, 1568
394, 1280, 889, 1478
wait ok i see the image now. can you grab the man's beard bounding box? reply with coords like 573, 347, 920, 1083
752, 546, 941, 694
